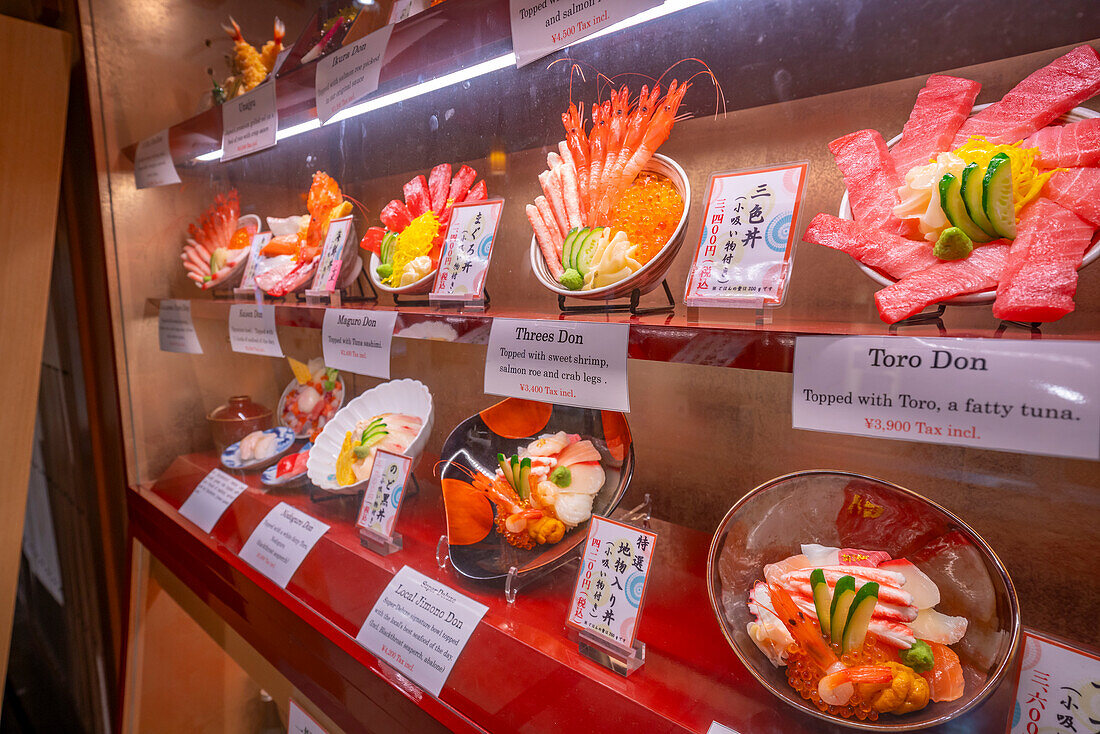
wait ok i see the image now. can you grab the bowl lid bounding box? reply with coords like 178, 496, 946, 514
208, 395, 272, 422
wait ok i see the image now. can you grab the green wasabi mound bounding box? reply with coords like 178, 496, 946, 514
559, 268, 583, 291
933, 227, 974, 261
899, 639, 934, 673
549, 466, 572, 488
375, 263, 394, 280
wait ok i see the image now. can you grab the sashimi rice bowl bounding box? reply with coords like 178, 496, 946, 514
806, 45, 1100, 324
707, 471, 1019, 730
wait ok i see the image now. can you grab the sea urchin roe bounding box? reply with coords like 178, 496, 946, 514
389, 211, 441, 285
608, 172, 683, 265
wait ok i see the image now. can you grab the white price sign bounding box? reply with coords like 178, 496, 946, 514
321, 308, 397, 378
356, 450, 411, 541
792, 336, 1100, 460
431, 199, 503, 303
229, 303, 284, 357
287, 701, 328, 734
484, 318, 629, 412
134, 128, 181, 188
1009, 629, 1100, 734
684, 162, 807, 308
238, 502, 330, 589
357, 566, 487, 696
178, 469, 248, 533
221, 81, 277, 162
158, 299, 202, 354
315, 26, 393, 124
508, 0, 661, 68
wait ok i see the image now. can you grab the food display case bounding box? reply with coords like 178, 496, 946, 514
78, 0, 1100, 731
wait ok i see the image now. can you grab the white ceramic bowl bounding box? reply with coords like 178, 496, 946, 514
306, 379, 434, 494
368, 252, 437, 296
530, 153, 691, 300
205, 214, 261, 291
838, 105, 1100, 304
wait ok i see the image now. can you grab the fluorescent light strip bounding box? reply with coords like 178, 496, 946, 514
194, 0, 707, 162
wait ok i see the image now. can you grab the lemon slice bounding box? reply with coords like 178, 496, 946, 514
288, 357, 312, 385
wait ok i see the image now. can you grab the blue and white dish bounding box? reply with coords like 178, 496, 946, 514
261, 443, 312, 487
221, 427, 295, 471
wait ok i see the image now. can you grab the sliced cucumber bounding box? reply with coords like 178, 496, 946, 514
497, 453, 512, 486
829, 575, 857, 647
939, 173, 992, 243
562, 228, 581, 270
517, 458, 531, 500
810, 569, 832, 640
509, 455, 521, 491
567, 227, 588, 270
841, 582, 880, 654
576, 227, 604, 275
381, 231, 397, 265
961, 163, 998, 238
983, 153, 1017, 239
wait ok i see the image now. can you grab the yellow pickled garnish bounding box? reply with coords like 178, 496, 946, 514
335, 431, 356, 486
608, 172, 683, 265
953, 136, 1065, 216
287, 357, 312, 385
388, 211, 441, 285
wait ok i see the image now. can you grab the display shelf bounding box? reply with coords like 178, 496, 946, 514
131, 452, 1019, 733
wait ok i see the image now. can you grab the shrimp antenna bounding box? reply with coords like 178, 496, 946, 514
658, 58, 725, 119
342, 194, 370, 219
433, 459, 477, 480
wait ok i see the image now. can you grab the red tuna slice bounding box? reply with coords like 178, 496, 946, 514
875, 243, 1010, 323
1043, 166, 1100, 226
952, 45, 1100, 146
993, 198, 1094, 322
829, 130, 917, 237
891, 75, 982, 178
403, 175, 432, 217
448, 165, 477, 205
803, 213, 937, 279
380, 199, 413, 233
1023, 117, 1100, 168
465, 179, 488, 202
427, 163, 451, 214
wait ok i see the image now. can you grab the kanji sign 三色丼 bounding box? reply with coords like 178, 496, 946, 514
566, 515, 657, 648
1009, 629, 1100, 734
431, 199, 503, 302
684, 162, 807, 308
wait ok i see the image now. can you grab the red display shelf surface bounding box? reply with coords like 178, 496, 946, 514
132, 452, 1018, 733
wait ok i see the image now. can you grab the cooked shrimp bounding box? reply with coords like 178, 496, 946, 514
818, 665, 895, 706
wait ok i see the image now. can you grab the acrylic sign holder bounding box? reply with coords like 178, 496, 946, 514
359, 526, 403, 556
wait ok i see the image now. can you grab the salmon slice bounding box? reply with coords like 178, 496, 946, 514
993, 198, 1094, 322
1043, 166, 1100, 226
829, 130, 917, 237
952, 45, 1100, 146
803, 213, 938, 279
875, 243, 1010, 323
891, 75, 982, 177
1023, 117, 1100, 168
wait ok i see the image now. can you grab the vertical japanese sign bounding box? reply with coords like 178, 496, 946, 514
314, 25, 393, 125
309, 216, 353, 292
684, 162, 807, 308
566, 516, 657, 648
508, 0, 661, 68
158, 299, 202, 354
1009, 629, 1100, 734
134, 128, 181, 188
221, 80, 277, 162
356, 450, 411, 540
238, 232, 272, 290
431, 199, 503, 303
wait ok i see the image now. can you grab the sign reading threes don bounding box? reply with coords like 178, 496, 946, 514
792, 336, 1100, 461
508, 0, 661, 67
484, 318, 630, 412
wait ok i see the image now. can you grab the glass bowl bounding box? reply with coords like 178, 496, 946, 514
706, 470, 1019, 731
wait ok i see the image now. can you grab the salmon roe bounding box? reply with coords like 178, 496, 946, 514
784, 638, 895, 721
608, 172, 683, 265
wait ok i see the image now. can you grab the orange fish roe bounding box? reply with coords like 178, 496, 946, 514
608, 172, 683, 265
785, 642, 887, 722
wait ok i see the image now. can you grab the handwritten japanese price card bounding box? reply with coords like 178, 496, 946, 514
236, 232, 272, 291
1009, 629, 1100, 734
567, 516, 657, 649
309, 216, 353, 292
431, 199, 503, 303
684, 162, 807, 308
356, 450, 411, 542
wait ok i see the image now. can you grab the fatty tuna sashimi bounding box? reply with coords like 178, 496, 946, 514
1042, 166, 1100, 226
803, 213, 938, 278
993, 198, 1094, 322
427, 163, 452, 214
829, 130, 916, 237
380, 199, 413, 233
891, 75, 983, 177
448, 165, 477, 208
1023, 117, 1100, 168
952, 45, 1100, 146
875, 243, 1010, 323
466, 179, 488, 202
403, 175, 432, 217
